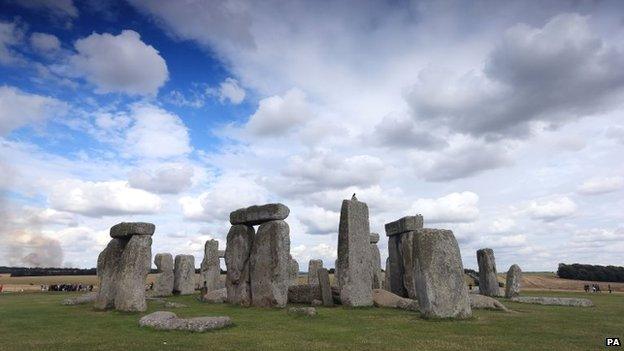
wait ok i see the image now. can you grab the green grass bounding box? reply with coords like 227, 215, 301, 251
0, 290, 622, 351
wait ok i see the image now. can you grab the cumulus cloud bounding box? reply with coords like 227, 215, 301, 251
296, 206, 339, 235
0, 85, 67, 136
246, 88, 311, 136
572, 227, 624, 245
30, 32, 61, 54
524, 195, 577, 222
0, 20, 24, 64
372, 113, 447, 150
407, 13, 624, 139
410, 192, 480, 224
70, 30, 168, 95
218, 77, 245, 104
128, 164, 194, 194
577, 176, 624, 195
48, 179, 162, 217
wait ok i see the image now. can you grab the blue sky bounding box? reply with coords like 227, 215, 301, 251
0, 0, 623, 271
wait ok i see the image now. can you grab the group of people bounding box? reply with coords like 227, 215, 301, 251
584, 284, 614, 293
42, 284, 94, 292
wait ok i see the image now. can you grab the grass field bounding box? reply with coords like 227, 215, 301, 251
0, 290, 622, 351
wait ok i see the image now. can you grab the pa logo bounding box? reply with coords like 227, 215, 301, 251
606, 337, 621, 347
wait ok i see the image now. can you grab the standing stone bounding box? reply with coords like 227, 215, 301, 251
250, 220, 291, 307
334, 259, 340, 287
336, 195, 373, 307
317, 268, 334, 307
94, 239, 123, 310
412, 229, 471, 319
505, 264, 522, 298
115, 235, 152, 312
218, 250, 226, 258
477, 248, 500, 297
173, 255, 196, 295
385, 215, 424, 298
370, 234, 382, 289
230, 203, 290, 226
153, 253, 174, 297
383, 257, 390, 291
200, 240, 220, 292
399, 231, 417, 299
225, 225, 255, 306
387, 236, 406, 297
289, 256, 299, 286
307, 259, 324, 285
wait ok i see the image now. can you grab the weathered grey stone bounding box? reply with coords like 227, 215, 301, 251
115, 234, 152, 312
336, 196, 373, 307
173, 254, 196, 295
511, 296, 594, 307
317, 268, 334, 307
289, 256, 299, 286
288, 284, 322, 304
412, 229, 472, 319
311, 299, 323, 307
372, 289, 419, 311
61, 292, 97, 306
307, 259, 323, 285
477, 248, 501, 297
110, 222, 155, 238
384, 215, 423, 236
94, 238, 123, 310
153, 253, 174, 297
505, 264, 522, 298
218, 250, 225, 258
369, 233, 380, 244
470, 294, 510, 312
288, 307, 317, 316
200, 288, 227, 303
398, 231, 417, 299
387, 234, 406, 297
225, 225, 254, 306
139, 311, 232, 332
383, 257, 390, 291
250, 220, 291, 307
230, 203, 290, 226
200, 240, 220, 292
370, 241, 382, 290
164, 301, 187, 308
334, 259, 340, 287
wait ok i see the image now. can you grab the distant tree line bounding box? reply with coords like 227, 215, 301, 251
1, 266, 97, 277
557, 263, 624, 282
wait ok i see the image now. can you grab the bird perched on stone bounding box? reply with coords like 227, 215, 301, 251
352, 193, 357, 201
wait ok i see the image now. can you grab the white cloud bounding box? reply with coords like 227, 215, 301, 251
48, 179, 162, 217
218, 77, 245, 104
524, 195, 577, 222
0, 85, 67, 136
70, 30, 168, 95
0, 20, 24, 64
128, 164, 194, 194
15, 0, 78, 20
296, 206, 339, 235
246, 88, 310, 136
572, 228, 624, 245
30, 32, 61, 54
410, 192, 480, 224
577, 176, 624, 195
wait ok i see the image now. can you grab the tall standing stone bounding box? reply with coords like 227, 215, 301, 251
336, 195, 373, 307
250, 220, 291, 307
225, 225, 255, 306
115, 234, 152, 312
307, 259, 324, 285
383, 257, 390, 291
387, 235, 406, 297
505, 264, 522, 298
398, 232, 417, 298
412, 229, 471, 319
94, 239, 123, 310
317, 268, 334, 307
370, 233, 382, 289
200, 240, 220, 292
289, 256, 299, 286
477, 248, 500, 297
173, 254, 196, 295
153, 253, 174, 297
385, 215, 423, 298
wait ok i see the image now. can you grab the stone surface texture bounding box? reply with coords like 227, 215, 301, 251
173, 254, 196, 295
139, 311, 232, 332
200, 240, 220, 292
369, 233, 380, 243
95, 238, 123, 310
153, 253, 174, 297
289, 256, 299, 286
114, 234, 152, 312
398, 231, 417, 299
383, 257, 390, 291
412, 229, 472, 319
307, 259, 323, 285
336, 196, 373, 307
477, 248, 501, 297
61, 292, 97, 306
384, 215, 424, 236
505, 264, 522, 298
511, 296, 594, 307
110, 222, 155, 238
250, 220, 291, 307
200, 288, 227, 303
470, 294, 510, 312
372, 289, 419, 311
287, 284, 322, 304
317, 268, 334, 307
225, 225, 255, 306
230, 203, 290, 226
370, 241, 382, 289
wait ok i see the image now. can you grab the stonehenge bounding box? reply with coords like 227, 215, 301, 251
477, 248, 501, 297
307, 259, 323, 285
173, 254, 196, 295
385, 215, 423, 298
225, 225, 254, 306
505, 264, 522, 298
369, 233, 382, 289
317, 267, 334, 307
95, 222, 153, 312
336, 195, 373, 307
152, 253, 174, 297
200, 240, 220, 292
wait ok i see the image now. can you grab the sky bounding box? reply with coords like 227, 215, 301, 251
0, 0, 623, 272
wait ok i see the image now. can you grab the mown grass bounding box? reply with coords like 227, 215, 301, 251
0, 290, 622, 351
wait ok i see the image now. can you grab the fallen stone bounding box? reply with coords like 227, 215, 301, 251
230, 203, 290, 226
153, 253, 174, 297
200, 288, 227, 303
94, 238, 123, 310
173, 254, 196, 295
250, 220, 290, 307
505, 264, 522, 298
225, 225, 254, 306
477, 248, 501, 297
114, 234, 152, 312
164, 301, 187, 308
139, 311, 232, 332
311, 299, 322, 307
336, 196, 373, 307
307, 259, 323, 285
200, 240, 220, 292
317, 268, 334, 307
470, 294, 510, 312
372, 289, 419, 311
110, 222, 155, 238
511, 296, 594, 307
288, 307, 317, 316
288, 284, 322, 304
384, 215, 423, 236
61, 292, 97, 306
412, 229, 472, 319
369, 233, 380, 244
